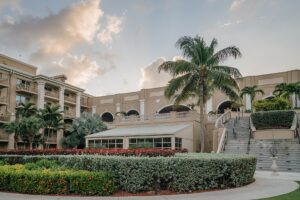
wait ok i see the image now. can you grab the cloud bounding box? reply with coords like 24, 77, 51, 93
0, 0, 20, 10
230, 0, 245, 11
140, 57, 172, 89
97, 15, 123, 44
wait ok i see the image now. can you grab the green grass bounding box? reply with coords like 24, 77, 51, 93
259, 182, 300, 200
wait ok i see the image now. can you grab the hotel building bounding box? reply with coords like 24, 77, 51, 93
0, 54, 299, 151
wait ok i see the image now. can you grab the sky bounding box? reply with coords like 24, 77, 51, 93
0, 0, 299, 96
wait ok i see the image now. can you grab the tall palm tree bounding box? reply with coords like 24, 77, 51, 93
158, 35, 241, 152
38, 104, 64, 148
273, 82, 300, 107
240, 85, 264, 109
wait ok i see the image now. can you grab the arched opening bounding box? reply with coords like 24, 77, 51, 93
158, 105, 191, 114
217, 101, 239, 114
101, 112, 114, 122
127, 110, 139, 116
263, 95, 275, 100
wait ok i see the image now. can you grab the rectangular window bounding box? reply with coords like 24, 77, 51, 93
129, 137, 171, 149
175, 137, 182, 149
91, 139, 123, 149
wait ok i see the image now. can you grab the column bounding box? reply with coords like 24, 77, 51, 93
116, 103, 121, 113
58, 86, 65, 111
123, 137, 129, 149
92, 106, 96, 115
206, 98, 212, 114
171, 136, 175, 150
75, 92, 81, 118
292, 93, 296, 108
139, 99, 145, 116
37, 80, 45, 109
245, 94, 251, 110
7, 113, 15, 150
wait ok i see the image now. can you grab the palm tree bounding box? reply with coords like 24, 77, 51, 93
273, 82, 300, 107
3, 121, 22, 149
240, 86, 264, 109
158, 35, 241, 152
38, 104, 64, 148
16, 102, 37, 118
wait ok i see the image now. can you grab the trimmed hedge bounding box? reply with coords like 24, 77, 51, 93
0, 148, 181, 157
0, 154, 256, 193
0, 163, 115, 195
251, 110, 295, 130
253, 97, 291, 111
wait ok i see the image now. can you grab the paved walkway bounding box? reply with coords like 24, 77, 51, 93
0, 171, 299, 200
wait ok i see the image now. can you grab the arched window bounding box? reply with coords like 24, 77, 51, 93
127, 110, 139, 116
158, 105, 191, 114
101, 112, 114, 122
217, 101, 239, 114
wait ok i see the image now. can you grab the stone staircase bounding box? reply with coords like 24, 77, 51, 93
223, 114, 300, 172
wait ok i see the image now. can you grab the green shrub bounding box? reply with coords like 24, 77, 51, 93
0, 154, 256, 193
253, 97, 291, 111
251, 110, 295, 130
0, 164, 115, 195
24, 159, 59, 170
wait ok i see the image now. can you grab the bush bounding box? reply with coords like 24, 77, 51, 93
0, 154, 256, 193
0, 164, 115, 195
0, 148, 176, 157
251, 110, 295, 130
253, 97, 291, 111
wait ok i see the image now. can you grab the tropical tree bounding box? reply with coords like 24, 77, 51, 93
18, 116, 44, 150
273, 82, 300, 107
240, 85, 264, 109
3, 121, 22, 149
38, 104, 64, 148
63, 112, 107, 148
16, 102, 37, 118
158, 35, 241, 152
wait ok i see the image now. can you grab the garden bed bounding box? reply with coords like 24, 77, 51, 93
0, 153, 257, 194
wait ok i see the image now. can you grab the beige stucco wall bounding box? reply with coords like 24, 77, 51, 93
254, 129, 295, 140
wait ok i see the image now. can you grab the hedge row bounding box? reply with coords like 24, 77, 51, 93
0, 163, 115, 195
0, 148, 185, 157
251, 110, 295, 130
253, 97, 291, 111
0, 154, 256, 193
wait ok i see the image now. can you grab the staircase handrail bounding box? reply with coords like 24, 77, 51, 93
249, 116, 256, 132
217, 128, 228, 153
215, 110, 231, 128
291, 113, 300, 143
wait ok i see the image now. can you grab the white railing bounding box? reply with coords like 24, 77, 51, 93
216, 110, 231, 153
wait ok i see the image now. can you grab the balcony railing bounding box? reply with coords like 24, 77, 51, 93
45, 90, 59, 99
64, 95, 76, 103
0, 78, 8, 88
16, 84, 37, 94
80, 101, 90, 107
0, 113, 10, 122
64, 110, 76, 118
0, 96, 7, 105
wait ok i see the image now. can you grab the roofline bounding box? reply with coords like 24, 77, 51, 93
237, 69, 300, 80
0, 53, 38, 69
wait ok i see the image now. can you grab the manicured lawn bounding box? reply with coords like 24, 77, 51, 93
259, 182, 300, 200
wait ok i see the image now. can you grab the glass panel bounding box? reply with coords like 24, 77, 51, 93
116, 143, 123, 148
109, 143, 115, 148
163, 137, 171, 142
109, 139, 115, 143
163, 143, 171, 148
154, 138, 162, 143
145, 138, 153, 143
102, 140, 108, 144
116, 139, 123, 143
129, 138, 136, 143
137, 138, 144, 143
154, 142, 162, 148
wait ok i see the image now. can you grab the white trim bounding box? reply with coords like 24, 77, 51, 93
216, 99, 230, 111
157, 104, 191, 113
126, 109, 140, 115
100, 111, 114, 120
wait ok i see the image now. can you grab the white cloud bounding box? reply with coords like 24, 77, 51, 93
230, 0, 245, 11
97, 15, 123, 44
140, 57, 172, 89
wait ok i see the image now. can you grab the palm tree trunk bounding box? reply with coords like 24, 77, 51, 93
29, 142, 33, 150
199, 82, 205, 153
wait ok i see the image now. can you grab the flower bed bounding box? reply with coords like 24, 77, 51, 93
0, 153, 256, 194
0, 161, 115, 195
0, 148, 186, 157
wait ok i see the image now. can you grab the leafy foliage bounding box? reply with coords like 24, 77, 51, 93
0, 164, 115, 195
240, 85, 264, 109
0, 154, 256, 193
63, 112, 107, 148
158, 35, 241, 152
253, 97, 291, 111
251, 110, 295, 130
273, 82, 300, 107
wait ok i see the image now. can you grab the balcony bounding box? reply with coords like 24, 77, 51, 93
16, 84, 37, 95
80, 101, 90, 107
0, 78, 8, 89
64, 110, 76, 119
64, 95, 76, 104
45, 90, 59, 100
0, 113, 10, 123
0, 96, 7, 106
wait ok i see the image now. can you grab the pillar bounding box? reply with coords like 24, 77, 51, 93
116, 103, 121, 113
245, 94, 251, 110
123, 137, 129, 149
59, 86, 65, 111
75, 92, 81, 118
139, 99, 145, 116
7, 113, 15, 150
37, 80, 45, 109
206, 98, 212, 114
92, 106, 96, 115
171, 136, 175, 150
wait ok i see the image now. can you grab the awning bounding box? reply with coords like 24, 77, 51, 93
85, 124, 191, 139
